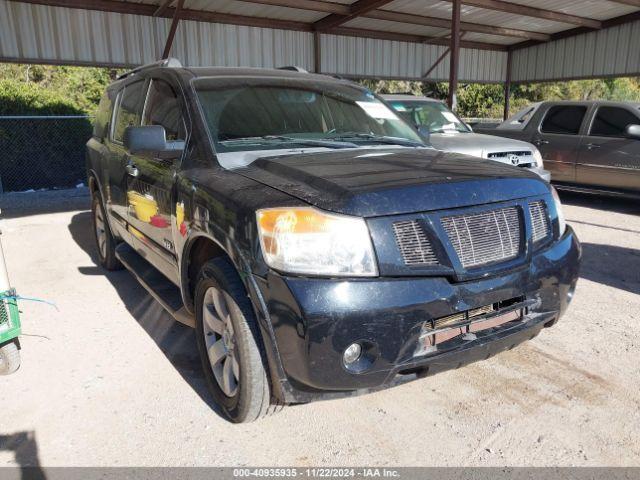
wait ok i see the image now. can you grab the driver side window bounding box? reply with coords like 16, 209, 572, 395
142, 79, 187, 142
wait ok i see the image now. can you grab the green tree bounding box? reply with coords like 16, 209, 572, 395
0, 80, 83, 115
1, 62, 640, 118
359, 79, 424, 96
0, 63, 120, 115
359, 76, 640, 119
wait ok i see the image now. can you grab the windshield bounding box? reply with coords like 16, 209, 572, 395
388, 100, 471, 134
195, 82, 424, 154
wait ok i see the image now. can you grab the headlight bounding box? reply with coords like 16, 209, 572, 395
551, 187, 566, 236
256, 207, 378, 277
532, 148, 544, 168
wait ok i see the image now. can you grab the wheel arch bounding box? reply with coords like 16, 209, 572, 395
181, 233, 230, 313
87, 169, 101, 199
179, 232, 289, 402
87, 169, 120, 239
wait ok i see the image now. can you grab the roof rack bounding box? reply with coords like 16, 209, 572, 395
330, 74, 358, 85
117, 57, 182, 80
277, 66, 308, 73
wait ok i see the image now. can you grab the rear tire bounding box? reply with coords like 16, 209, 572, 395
91, 194, 122, 271
0, 341, 20, 375
195, 257, 280, 423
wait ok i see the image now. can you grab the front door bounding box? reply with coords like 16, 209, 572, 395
106, 80, 146, 232
125, 78, 187, 279
532, 104, 588, 183
577, 105, 640, 193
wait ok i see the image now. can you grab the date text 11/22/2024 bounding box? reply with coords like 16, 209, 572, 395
233, 468, 400, 478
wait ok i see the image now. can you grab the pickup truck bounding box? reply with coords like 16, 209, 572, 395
476, 101, 640, 197
86, 59, 581, 422
383, 94, 550, 182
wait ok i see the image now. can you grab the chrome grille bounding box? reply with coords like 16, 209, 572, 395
529, 200, 550, 243
441, 207, 521, 268
487, 150, 534, 167
432, 304, 495, 330
487, 150, 532, 159
393, 220, 438, 266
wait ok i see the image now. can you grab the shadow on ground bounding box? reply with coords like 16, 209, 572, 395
0, 189, 90, 219
0, 431, 46, 480
558, 190, 640, 217
579, 243, 640, 295
67, 211, 223, 417
557, 192, 640, 294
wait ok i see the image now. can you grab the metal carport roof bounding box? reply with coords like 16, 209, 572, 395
1, 0, 640, 113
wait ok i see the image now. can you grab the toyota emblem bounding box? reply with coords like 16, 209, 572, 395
509, 154, 520, 165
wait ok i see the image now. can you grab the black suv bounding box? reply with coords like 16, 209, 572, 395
86, 59, 581, 423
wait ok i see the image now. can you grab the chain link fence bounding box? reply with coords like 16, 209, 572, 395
0, 116, 93, 193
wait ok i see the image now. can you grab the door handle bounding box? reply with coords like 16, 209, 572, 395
585, 143, 601, 150
125, 163, 139, 177
533, 139, 549, 146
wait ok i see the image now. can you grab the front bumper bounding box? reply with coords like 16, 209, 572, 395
253, 227, 580, 403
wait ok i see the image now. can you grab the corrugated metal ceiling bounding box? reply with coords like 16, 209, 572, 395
183, 0, 326, 23
0, 0, 640, 47
343, 17, 449, 38
497, 0, 637, 21
385, 0, 572, 35
1, 0, 640, 82
512, 19, 640, 82
97, 0, 640, 46
320, 34, 507, 82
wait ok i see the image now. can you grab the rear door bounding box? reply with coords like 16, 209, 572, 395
531, 104, 589, 183
106, 80, 146, 233
577, 105, 640, 192
125, 77, 187, 281
86, 89, 116, 207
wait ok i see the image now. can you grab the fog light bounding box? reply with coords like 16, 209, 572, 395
343, 343, 362, 365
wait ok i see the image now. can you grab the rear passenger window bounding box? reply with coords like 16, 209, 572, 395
142, 79, 186, 141
112, 81, 145, 143
540, 106, 587, 135
590, 106, 640, 137
93, 91, 115, 138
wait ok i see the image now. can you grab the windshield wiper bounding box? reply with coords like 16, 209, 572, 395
329, 132, 424, 147
220, 135, 358, 149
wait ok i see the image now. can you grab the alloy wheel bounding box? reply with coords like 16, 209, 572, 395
94, 204, 107, 260
202, 286, 240, 397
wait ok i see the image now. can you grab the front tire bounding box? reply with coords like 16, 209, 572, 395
91, 194, 122, 271
195, 257, 277, 423
0, 341, 20, 375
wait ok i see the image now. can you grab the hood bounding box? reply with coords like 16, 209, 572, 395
235, 148, 549, 217
429, 132, 535, 159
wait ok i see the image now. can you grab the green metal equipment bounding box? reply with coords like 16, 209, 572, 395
0, 224, 21, 375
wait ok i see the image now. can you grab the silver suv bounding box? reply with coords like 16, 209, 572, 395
383, 94, 550, 182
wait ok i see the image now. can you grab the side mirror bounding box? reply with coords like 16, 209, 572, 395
417, 125, 431, 143
625, 124, 640, 140
124, 125, 166, 153
124, 125, 185, 157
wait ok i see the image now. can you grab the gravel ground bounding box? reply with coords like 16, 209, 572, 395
0, 189, 638, 467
